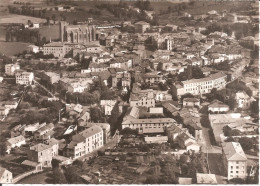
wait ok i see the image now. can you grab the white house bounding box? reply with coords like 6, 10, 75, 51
6, 135, 26, 154
222, 142, 247, 180
208, 99, 230, 113
27, 45, 39, 53
5, 64, 20, 76
235, 91, 255, 109
100, 100, 117, 116
15, 70, 34, 85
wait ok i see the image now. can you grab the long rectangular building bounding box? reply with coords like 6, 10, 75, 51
222, 142, 247, 180
122, 118, 176, 133
176, 71, 227, 96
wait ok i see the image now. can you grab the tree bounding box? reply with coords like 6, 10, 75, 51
250, 100, 259, 114
229, 178, 246, 184
145, 176, 159, 184
187, 65, 192, 80
52, 14, 56, 24
192, 66, 205, 79
226, 97, 237, 110
74, 53, 80, 63
5, 32, 10, 42
0, 143, 7, 156
180, 154, 189, 164
108, 103, 120, 132
51, 159, 60, 168
46, 17, 50, 25
144, 36, 158, 51
169, 87, 178, 101
73, 160, 83, 168
52, 167, 67, 184
64, 165, 83, 183
223, 126, 232, 137
73, 19, 78, 25
121, 127, 138, 136
238, 137, 254, 151
90, 107, 105, 123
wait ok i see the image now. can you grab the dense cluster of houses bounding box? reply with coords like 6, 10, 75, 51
0, 3, 259, 184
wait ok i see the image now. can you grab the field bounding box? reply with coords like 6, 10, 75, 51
0, 41, 30, 56
0, 14, 46, 24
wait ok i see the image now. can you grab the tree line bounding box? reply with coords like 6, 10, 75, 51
8, 5, 47, 18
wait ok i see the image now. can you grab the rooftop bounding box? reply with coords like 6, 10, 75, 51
79, 125, 103, 139
222, 142, 247, 161
196, 173, 218, 184
182, 71, 226, 85
30, 143, 51, 152
122, 118, 176, 125
7, 135, 25, 145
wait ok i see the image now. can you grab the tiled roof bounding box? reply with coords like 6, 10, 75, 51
30, 143, 51, 152
122, 118, 176, 125
182, 71, 226, 85
79, 125, 103, 139
7, 135, 25, 145
196, 173, 217, 184
222, 142, 247, 161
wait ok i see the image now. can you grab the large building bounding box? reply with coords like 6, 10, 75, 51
27, 143, 55, 167
5, 64, 20, 76
129, 89, 155, 108
15, 70, 34, 85
143, 71, 164, 84
64, 125, 103, 159
122, 118, 176, 132
222, 142, 247, 180
43, 42, 77, 58
175, 71, 227, 96
60, 22, 97, 44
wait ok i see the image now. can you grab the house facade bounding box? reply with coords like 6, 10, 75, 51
27, 143, 54, 167
176, 72, 227, 96
222, 142, 247, 180
5, 64, 20, 76
208, 99, 229, 113
0, 167, 12, 183
122, 118, 176, 132
64, 125, 103, 159
15, 70, 34, 85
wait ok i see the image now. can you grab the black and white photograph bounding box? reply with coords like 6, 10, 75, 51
0, 0, 259, 184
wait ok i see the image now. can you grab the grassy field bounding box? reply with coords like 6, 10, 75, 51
0, 41, 30, 56
0, 14, 46, 24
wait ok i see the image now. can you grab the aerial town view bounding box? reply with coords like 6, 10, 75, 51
0, 0, 259, 184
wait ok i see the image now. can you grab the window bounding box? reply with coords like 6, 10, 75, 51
236, 166, 239, 169
236, 161, 239, 164
231, 166, 233, 169
236, 171, 238, 173
230, 171, 233, 173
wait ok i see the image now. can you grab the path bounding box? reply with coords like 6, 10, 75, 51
33, 80, 55, 98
